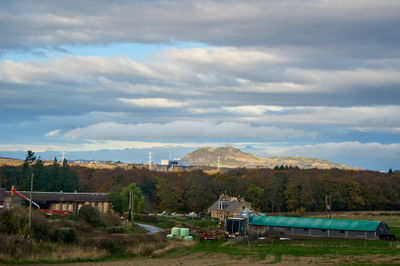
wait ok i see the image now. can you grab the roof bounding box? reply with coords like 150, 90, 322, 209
251, 215, 383, 232
4, 191, 109, 202
208, 200, 236, 211
208, 199, 252, 212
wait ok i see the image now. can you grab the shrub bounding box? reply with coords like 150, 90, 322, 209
52, 227, 77, 243
0, 207, 28, 235
78, 205, 103, 226
106, 226, 124, 234
102, 211, 121, 227
31, 211, 50, 241
76, 220, 93, 233
137, 214, 159, 223
166, 221, 176, 228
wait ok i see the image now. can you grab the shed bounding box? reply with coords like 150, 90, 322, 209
250, 215, 390, 239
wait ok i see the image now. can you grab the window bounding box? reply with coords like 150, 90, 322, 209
322, 229, 326, 232
340, 230, 345, 233
304, 228, 308, 231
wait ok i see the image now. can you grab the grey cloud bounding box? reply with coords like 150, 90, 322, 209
64, 120, 316, 141
1, 0, 400, 56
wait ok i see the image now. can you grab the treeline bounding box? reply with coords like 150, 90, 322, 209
73, 166, 400, 213
1, 156, 399, 213
0, 151, 78, 192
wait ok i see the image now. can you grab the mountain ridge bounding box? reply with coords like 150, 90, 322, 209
183, 146, 360, 170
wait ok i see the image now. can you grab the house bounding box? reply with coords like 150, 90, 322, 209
208, 194, 253, 220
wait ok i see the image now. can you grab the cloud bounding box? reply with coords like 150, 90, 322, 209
118, 98, 187, 108
223, 105, 284, 115
223, 105, 400, 130
1, 0, 400, 55
263, 141, 400, 160
45, 129, 61, 137
64, 120, 316, 141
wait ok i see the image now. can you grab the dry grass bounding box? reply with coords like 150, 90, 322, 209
152, 240, 195, 256
0, 242, 108, 263
0, 158, 24, 167
0, 232, 177, 263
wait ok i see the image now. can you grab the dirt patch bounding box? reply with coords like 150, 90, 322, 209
61, 252, 400, 266
281, 254, 400, 265
63, 252, 275, 266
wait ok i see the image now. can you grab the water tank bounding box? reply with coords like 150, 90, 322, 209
240, 208, 253, 219
240, 208, 253, 227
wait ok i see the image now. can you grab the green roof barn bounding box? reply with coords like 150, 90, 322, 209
250, 215, 390, 239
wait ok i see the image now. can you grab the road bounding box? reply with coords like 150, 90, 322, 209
135, 223, 164, 234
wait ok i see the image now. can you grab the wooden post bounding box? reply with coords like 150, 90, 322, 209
28, 174, 33, 229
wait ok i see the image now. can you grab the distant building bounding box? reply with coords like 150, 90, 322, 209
160, 158, 189, 170
208, 194, 254, 220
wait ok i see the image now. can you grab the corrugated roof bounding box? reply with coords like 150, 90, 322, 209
4, 191, 109, 202
251, 215, 382, 231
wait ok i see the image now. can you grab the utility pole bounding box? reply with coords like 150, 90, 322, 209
128, 188, 132, 222
28, 173, 34, 229
148, 152, 152, 170
217, 156, 221, 169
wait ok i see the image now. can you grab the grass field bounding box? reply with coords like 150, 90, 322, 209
2, 212, 400, 265
155, 213, 400, 265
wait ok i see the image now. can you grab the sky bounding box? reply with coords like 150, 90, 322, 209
0, 0, 399, 170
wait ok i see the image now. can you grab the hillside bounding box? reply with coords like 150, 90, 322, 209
183, 146, 359, 170
0, 157, 24, 167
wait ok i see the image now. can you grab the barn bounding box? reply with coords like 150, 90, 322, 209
250, 215, 390, 240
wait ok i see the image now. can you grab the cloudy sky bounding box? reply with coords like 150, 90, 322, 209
0, 0, 399, 170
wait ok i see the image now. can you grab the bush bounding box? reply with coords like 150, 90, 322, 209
103, 211, 121, 227
166, 221, 176, 228
78, 205, 103, 226
52, 227, 77, 243
0, 207, 28, 235
106, 226, 124, 234
134, 214, 159, 223
31, 211, 50, 241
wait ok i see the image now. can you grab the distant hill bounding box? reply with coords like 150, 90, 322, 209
0, 157, 24, 167
183, 146, 360, 170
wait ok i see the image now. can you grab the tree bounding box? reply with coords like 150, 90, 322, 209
108, 192, 123, 215
25, 151, 37, 164
246, 184, 263, 211
388, 168, 393, 175
121, 183, 144, 213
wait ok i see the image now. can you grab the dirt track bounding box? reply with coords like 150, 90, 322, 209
59, 252, 400, 265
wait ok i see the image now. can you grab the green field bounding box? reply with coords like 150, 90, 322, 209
157, 213, 400, 265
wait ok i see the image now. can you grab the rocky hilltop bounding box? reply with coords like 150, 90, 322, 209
183, 146, 359, 170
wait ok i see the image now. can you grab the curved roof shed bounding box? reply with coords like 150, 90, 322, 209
251, 215, 388, 232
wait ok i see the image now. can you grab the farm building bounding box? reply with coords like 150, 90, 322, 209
250, 215, 390, 240
0, 189, 110, 214
208, 194, 254, 220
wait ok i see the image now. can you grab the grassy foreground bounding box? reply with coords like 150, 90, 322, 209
1, 212, 400, 265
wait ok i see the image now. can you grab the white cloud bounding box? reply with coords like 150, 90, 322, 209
0, 144, 66, 153
263, 141, 400, 159
64, 120, 316, 141
45, 129, 62, 137
230, 105, 400, 129
223, 105, 284, 115
118, 98, 187, 108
